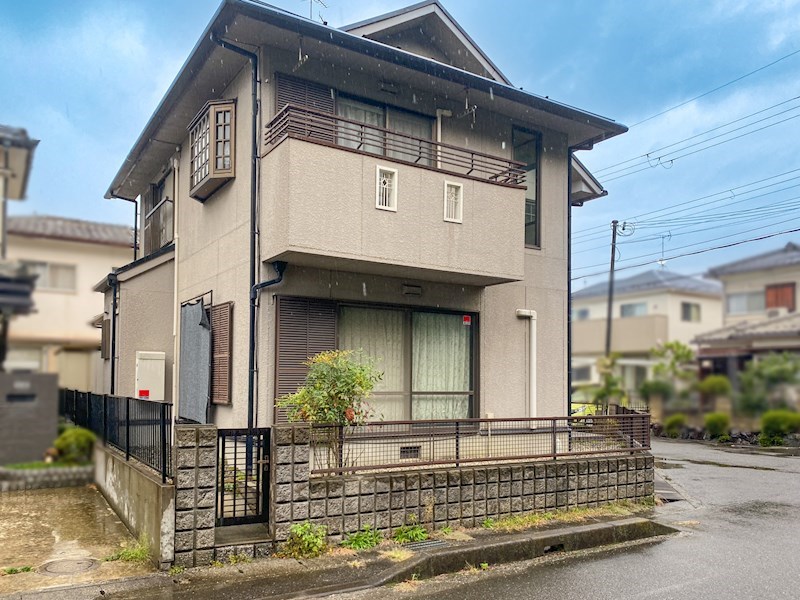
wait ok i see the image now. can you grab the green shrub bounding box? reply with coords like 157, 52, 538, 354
639, 379, 674, 401
663, 413, 687, 438
54, 426, 96, 464
704, 412, 730, 439
697, 375, 732, 397
717, 434, 732, 443
392, 524, 428, 544
759, 409, 800, 446
341, 525, 382, 551
277, 522, 327, 559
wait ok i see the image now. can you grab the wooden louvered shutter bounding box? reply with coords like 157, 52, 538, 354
275, 74, 335, 114
766, 283, 795, 312
275, 297, 337, 423
210, 302, 233, 405
101, 319, 111, 359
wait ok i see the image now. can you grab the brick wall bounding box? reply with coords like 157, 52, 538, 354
272, 425, 654, 543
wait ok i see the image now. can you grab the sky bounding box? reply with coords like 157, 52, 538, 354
2, 0, 800, 286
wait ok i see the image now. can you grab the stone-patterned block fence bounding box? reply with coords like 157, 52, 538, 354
0, 464, 94, 492
270, 424, 654, 543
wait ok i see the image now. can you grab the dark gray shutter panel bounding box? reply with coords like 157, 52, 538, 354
210, 302, 233, 405
275, 74, 335, 114
101, 319, 110, 359
275, 297, 336, 422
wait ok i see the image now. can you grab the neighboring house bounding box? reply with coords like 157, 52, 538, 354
6, 215, 133, 390
695, 242, 800, 380
571, 269, 722, 399
100, 0, 625, 429
707, 242, 800, 327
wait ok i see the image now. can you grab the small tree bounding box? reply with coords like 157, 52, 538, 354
650, 341, 697, 411
592, 354, 625, 414
277, 350, 382, 470
739, 353, 800, 415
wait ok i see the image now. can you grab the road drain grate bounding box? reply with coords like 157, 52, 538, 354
38, 558, 100, 576
404, 539, 448, 551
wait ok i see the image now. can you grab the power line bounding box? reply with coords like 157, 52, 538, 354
603, 112, 800, 183
595, 95, 800, 175
572, 168, 800, 239
628, 48, 800, 128
571, 226, 800, 281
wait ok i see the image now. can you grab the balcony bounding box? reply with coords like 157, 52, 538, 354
259, 105, 526, 286
572, 315, 669, 355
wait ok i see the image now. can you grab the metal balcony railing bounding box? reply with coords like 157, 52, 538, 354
264, 104, 527, 187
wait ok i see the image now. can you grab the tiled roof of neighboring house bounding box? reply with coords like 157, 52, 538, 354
0, 125, 39, 149
7, 215, 134, 248
572, 269, 722, 300
706, 242, 800, 278
694, 311, 800, 344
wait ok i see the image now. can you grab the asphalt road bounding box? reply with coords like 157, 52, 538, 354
332, 439, 800, 600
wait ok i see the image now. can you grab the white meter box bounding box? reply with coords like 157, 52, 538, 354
135, 351, 165, 401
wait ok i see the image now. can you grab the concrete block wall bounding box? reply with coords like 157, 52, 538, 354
272, 425, 654, 543
174, 425, 217, 568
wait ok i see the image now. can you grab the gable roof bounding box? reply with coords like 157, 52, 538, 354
7, 215, 134, 248
695, 311, 800, 344
105, 0, 627, 201
342, 0, 511, 85
573, 269, 722, 301
706, 242, 800, 278
571, 157, 606, 205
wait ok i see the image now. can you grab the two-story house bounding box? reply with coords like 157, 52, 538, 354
571, 269, 722, 402
99, 0, 625, 432
6, 215, 133, 389
696, 242, 800, 379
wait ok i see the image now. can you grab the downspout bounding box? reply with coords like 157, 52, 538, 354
567, 147, 574, 416
108, 273, 119, 395
515, 309, 537, 419
212, 33, 260, 431
171, 154, 180, 432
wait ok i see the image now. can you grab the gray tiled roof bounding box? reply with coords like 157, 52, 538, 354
7, 215, 133, 247
707, 242, 800, 277
695, 311, 800, 343
572, 269, 722, 300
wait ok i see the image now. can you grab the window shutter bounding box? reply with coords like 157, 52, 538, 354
210, 302, 233, 405
275, 74, 335, 114
766, 283, 796, 312
275, 297, 337, 423
101, 319, 111, 359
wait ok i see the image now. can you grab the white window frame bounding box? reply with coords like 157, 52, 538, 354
620, 302, 647, 318
443, 181, 463, 223
21, 260, 77, 292
375, 166, 398, 212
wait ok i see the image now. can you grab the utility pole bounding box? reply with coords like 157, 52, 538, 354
604, 220, 619, 357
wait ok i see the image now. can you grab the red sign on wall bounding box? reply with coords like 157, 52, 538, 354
463, 315, 472, 326
138, 389, 150, 399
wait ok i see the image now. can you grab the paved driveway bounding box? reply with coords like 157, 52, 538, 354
0, 485, 153, 596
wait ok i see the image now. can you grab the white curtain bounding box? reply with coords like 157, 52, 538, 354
337, 98, 384, 155
387, 109, 433, 166
339, 307, 407, 420
411, 313, 470, 419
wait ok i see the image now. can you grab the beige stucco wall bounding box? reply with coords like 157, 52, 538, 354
6, 234, 131, 388
719, 265, 800, 326
115, 257, 175, 403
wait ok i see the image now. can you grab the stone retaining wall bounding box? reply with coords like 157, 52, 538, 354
271, 425, 654, 543
0, 465, 93, 492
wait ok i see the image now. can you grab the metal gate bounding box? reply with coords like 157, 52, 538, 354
216, 428, 270, 527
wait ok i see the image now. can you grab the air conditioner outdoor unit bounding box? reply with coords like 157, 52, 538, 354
766, 307, 789, 319
135, 351, 165, 401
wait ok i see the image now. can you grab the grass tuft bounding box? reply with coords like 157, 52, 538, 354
479, 500, 651, 532
105, 534, 150, 563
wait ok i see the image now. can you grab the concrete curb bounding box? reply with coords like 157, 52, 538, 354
279, 517, 677, 599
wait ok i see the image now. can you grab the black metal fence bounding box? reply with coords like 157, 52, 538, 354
216, 428, 270, 526
306, 413, 650, 476
59, 389, 172, 482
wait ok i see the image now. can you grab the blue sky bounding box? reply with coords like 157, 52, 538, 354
2, 0, 799, 284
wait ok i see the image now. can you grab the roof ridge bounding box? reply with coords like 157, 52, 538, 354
7, 213, 132, 230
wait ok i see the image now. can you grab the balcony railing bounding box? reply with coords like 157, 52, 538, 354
264, 104, 526, 187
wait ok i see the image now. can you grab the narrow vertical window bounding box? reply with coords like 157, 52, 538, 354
513, 128, 541, 247
443, 181, 463, 223
376, 166, 398, 211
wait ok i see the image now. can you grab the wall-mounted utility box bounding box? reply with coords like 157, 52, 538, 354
135, 351, 165, 401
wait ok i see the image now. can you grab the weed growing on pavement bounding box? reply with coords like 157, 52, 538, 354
341, 525, 383, 551
169, 566, 185, 576
276, 521, 328, 559
379, 548, 414, 562
228, 553, 252, 565
2, 566, 33, 575
105, 534, 149, 562
392, 523, 428, 544
480, 500, 650, 532
211, 560, 225, 568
